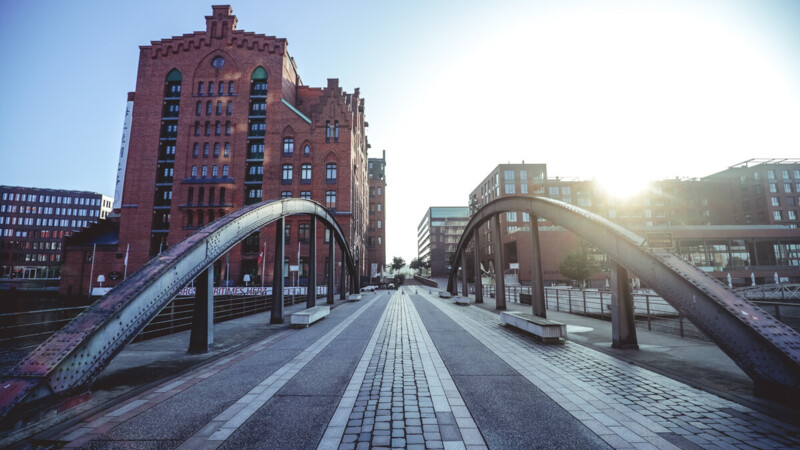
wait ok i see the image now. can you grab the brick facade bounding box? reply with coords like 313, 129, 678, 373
62, 6, 373, 295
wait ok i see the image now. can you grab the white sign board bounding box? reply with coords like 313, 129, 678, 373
289, 265, 299, 272
509, 263, 520, 270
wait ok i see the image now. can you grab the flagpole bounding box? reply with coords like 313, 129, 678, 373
88, 243, 96, 300
123, 243, 129, 280
261, 242, 266, 288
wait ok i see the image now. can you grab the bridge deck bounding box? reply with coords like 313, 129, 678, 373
10, 288, 800, 449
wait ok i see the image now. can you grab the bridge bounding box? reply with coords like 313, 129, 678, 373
446, 195, 800, 400
0, 199, 359, 420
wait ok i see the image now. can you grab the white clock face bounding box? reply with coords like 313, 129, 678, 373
212, 57, 225, 69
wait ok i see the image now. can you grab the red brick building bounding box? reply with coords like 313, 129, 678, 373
61, 5, 374, 295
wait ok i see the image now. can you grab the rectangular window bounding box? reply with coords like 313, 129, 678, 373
222, 165, 229, 177
377, 204, 382, 212
283, 138, 294, 155
282, 164, 293, 183
377, 220, 382, 228
521, 184, 528, 194
212, 166, 218, 177
770, 183, 778, 193
214, 143, 220, 157
783, 170, 790, 179
281, 191, 292, 199
203, 143, 209, 157
772, 197, 780, 206
325, 191, 337, 209
228, 81, 234, 95
549, 187, 559, 196
785, 183, 792, 193
522, 212, 530, 222
506, 212, 517, 222
224, 142, 230, 157
505, 184, 515, 194
789, 210, 797, 221
191, 166, 197, 177
326, 163, 337, 182
202, 166, 208, 177
300, 191, 311, 199
504, 170, 514, 180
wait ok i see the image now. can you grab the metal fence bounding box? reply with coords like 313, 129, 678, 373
0, 287, 336, 372
482, 285, 800, 341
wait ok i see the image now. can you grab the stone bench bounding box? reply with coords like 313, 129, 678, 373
348, 294, 362, 302
500, 311, 566, 344
453, 296, 469, 306
291, 306, 330, 328
438, 291, 453, 299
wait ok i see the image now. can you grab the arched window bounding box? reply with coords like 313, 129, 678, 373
334, 121, 339, 142
193, 143, 199, 158
219, 188, 226, 204
215, 121, 221, 136
225, 121, 231, 136
208, 210, 215, 223
212, 166, 218, 177
216, 101, 222, 115
165, 69, 182, 96
301, 164, 312, 183
202, 165, 208, 177
251, 66, 268, 94
223, 165, 229, 177
214, 143, 220, 157
196, 101, 202, 116
187, 187, 194, 204
197, 82, 204, 95
218, 81, 224, 95
191, 166, 197, 177
194, 122, 201, 136
227, 101, 232, 115
224, 143, 230, 157
197, 210, 204, 227
208, 81, 214, 95
304, 144, 311, 156
206, 101, 212, 115
326, 163, 337, 182
228, 81, 235, 95
198, 187, 205, 204
283, 138, 294, 156
186, 210, 194, 227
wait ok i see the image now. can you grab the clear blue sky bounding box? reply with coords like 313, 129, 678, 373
2, 0, 800, 262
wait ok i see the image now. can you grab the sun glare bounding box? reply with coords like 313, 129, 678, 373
596, 174, 651, 200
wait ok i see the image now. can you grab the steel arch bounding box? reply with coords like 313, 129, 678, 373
447, 195, 800, 398
0, 199, 358, 419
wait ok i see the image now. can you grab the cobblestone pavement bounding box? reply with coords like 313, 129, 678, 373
320, 289, 486, 449
412, 288, 800, 449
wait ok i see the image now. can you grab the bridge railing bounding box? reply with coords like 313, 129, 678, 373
0, 286, 336, 373
480, 285, 800, 340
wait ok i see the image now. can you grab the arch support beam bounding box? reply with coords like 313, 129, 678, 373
306, 218, 317, 308
492, 214, 506, 310
188, 266, 214, 353
446, 195, 800, 400
474, 231, 483, 303
530, 215, 546, 318
0, 199, 359, 420
271, 216, 286, 324
610, 263, 638, 349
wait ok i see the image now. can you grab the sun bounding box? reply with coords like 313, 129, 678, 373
595, 174, 651, 200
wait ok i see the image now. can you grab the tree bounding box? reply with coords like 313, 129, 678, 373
390, 256, 406, 271
410, 257, 422, 273
558, 244, 598, 288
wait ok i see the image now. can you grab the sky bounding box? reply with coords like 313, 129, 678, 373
2, 0, 800, 263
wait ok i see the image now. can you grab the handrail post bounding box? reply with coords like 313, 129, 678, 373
307, 218, 317, 308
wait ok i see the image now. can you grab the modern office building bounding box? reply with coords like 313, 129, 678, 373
417, 207, 471, 278
367, 150, 387, 280
0, 186, 112, 290
60, 5, 371, 295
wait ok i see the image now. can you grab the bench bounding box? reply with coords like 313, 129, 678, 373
290, 306, 330, 328
348, 294, 362, 302
438, 291, 453, 299
453, 296, 469, 306
500, 311, 566, 344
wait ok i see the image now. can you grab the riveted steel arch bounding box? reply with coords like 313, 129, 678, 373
0, 199, 358, 419
447, 195, 800, 398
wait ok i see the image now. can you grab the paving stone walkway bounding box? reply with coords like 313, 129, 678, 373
320, 289, 485, 449
413, 288, 800, 449
19, 287, 800, 449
